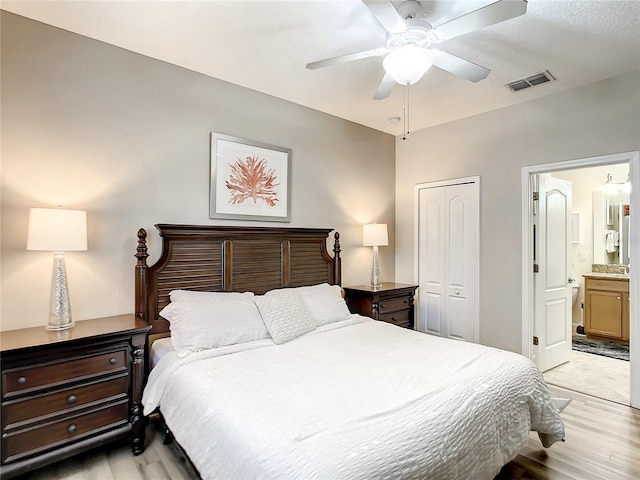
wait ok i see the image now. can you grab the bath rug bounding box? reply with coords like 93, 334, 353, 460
572, 336, 629, 361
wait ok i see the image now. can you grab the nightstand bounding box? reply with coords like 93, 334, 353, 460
0, 314, 151, 479
344, 283, 418, 329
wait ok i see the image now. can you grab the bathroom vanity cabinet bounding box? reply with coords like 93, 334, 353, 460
583, 275, 630, 343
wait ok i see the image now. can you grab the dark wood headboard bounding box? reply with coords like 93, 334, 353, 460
135, 224, 341, 335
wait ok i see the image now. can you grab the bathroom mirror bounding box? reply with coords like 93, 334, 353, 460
593, 190, 630, 265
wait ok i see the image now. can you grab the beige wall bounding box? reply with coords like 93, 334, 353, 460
395, 71, 640, 353
0, 12, 396, 331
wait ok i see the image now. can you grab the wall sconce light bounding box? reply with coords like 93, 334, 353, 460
363, 223, 388, 288
27, 208, 87, 330
603, 172, 632, 195
602, 173, 619, 195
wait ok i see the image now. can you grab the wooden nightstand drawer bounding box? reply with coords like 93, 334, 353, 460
378, 297, 410, 314
0, 314, 151, 478
2, 401, 129, 463
3, 375, 128, 428
3, 350, 126, 397
379, 310, 411, 328
344, 283, 417, 329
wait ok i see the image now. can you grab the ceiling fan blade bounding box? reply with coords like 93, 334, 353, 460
373, 73, 396, 100
432, 50, 491, 82
306, 48, 387, 70
435, 0, 527, 40
362, 0, 407, 33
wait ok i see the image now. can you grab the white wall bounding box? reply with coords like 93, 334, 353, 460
0, 12, 396, 331
395, 71, 640, 353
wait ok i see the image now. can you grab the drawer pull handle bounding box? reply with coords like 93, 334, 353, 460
380, 304, 386, 308
67, 394, 77, 404
617, 297, 621, 300
17, 376, 26, 385
403, 300, 408, 304
455, 291, 460, 296
67, 424, 77, 434
109, 357, 118, 365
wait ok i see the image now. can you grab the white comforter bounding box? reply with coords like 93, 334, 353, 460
143, 316, 564, 480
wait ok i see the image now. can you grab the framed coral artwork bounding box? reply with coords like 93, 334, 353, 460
210, 133, 291, 222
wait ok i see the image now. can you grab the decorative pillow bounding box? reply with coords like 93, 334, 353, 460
170, 289, 254, 303
159, 292, 269, 357
297, 283, 351, 326
254, 289, 315, 344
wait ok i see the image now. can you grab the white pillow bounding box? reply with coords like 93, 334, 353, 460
159, 292, 269, 357
254, 289, 315, 344
297, 283, 351, 326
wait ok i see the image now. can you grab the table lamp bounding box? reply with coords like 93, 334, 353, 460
27, 208, 87, 330
363, 223, 388, 288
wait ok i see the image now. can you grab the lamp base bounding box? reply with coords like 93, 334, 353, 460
371, 245, 382, 288
47, 252, 74, 331
47, 320, 75, 331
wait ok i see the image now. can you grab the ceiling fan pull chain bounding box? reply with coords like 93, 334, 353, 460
402, 84, 410, 140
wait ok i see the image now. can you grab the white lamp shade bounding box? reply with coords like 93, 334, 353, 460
363, 223, 389, 247
27, 208, 87, 251
383, 45, 434, 85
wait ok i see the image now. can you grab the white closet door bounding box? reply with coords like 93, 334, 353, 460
418, 187, 446, 336
444, 184, 478, 341
415, 179, 479, 342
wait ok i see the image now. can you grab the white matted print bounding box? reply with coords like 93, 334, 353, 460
210, 133, 291, 222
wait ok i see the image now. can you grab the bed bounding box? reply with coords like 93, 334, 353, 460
135, 224, 565, 480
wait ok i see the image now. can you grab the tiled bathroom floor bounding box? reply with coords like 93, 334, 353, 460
542, 349, 630, 405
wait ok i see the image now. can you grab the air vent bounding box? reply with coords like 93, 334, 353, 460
505, 70, 555, 92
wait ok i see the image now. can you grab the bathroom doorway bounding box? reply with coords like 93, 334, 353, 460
521, 151, 639, 408
541, 163, 631, 405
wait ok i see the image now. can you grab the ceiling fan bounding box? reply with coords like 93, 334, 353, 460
307, 0, 528, 100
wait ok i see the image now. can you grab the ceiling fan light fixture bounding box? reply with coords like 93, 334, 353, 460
383, 45, 434, 85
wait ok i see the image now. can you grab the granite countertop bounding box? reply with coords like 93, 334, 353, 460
583, 272, 630, 281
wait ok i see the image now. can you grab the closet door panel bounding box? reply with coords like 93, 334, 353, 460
418, 187, 446, 336
445, 185, 477, 342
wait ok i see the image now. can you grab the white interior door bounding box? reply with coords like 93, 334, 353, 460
535, 175, 573, 372
415, 178, 479, 342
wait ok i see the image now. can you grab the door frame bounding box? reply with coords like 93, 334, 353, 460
521, 151, 640, 408
414, 176, 480, 341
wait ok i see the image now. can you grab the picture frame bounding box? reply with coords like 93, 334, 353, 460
210, 133, 291, 222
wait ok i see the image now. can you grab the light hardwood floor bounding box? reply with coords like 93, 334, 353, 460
11, 385, 640, 480
497, 385, 640, 479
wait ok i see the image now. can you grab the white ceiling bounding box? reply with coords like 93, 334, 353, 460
2, 0, 639, 136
